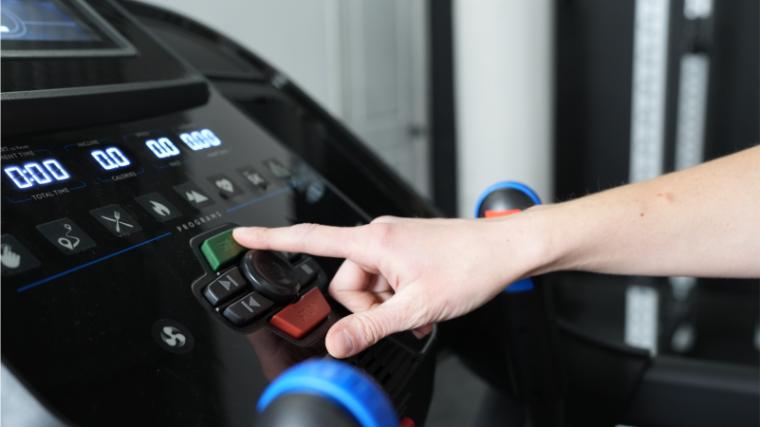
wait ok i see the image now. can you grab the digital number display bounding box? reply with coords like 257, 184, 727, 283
2, 127, 221, 193
145, 137, 180, 159
179, 129, 222, 151
90, 147, 131, 171
3, 159, 71, 190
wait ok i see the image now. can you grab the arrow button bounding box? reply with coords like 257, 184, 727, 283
223, 292, 273, 326
204, 267, 247, 306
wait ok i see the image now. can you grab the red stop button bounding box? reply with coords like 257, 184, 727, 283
270, 288, 331, 339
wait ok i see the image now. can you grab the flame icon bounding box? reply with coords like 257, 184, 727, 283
149, 200, 171, 217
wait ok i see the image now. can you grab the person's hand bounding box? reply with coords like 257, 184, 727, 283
233, 214, 548, 358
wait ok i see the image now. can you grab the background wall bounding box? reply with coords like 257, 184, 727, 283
141, 0, 431, 199
142, 0, 555, 217
454, 0, 554, 214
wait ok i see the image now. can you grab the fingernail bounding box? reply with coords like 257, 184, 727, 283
334, 330, 355, 358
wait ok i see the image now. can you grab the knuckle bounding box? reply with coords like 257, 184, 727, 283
409, 298, 434, 326
352, 312, 383, 345
369, 222, 395, 251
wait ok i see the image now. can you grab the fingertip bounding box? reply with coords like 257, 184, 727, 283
326, 323, 356, 359
232, 226, 248, 240
232, 226, 261, 246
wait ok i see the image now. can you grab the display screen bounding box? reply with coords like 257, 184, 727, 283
1, 0, 98, 42
179, 129, 222, 152
3, 128, 223, 192
90, 147, 131, 171
145, 138, 181, 159
0, 0, 135, 57
3, 159, 71, 190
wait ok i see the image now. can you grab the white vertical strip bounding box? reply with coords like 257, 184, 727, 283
625, 285, 659, 353
674, 54, 710, 170
629, 0, 671, 182
684, 0, 713, 19
674, 0, 712, 171
626, 0, 670, 354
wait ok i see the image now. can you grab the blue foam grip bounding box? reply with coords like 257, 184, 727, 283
473, 180, 542, 219
257, 359, 397, 427
473, 181, 542, 294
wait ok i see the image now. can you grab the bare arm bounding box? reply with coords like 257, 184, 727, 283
234, 146, 760, 358
538, 145, 760, 277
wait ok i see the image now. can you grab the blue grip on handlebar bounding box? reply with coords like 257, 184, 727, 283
257, 359, 397, 427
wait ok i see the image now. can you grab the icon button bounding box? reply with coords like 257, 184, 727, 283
152, 319, 194, 354
207, 174, 243, 199
204, 267, 247, 306
263, 159, 291, 179
136, 192, 181, 222
90, 205, 142, 237
238, 166, 269, 192
173, 182, 214, 208
1, 234, 40, 276
37, 218, 96, 254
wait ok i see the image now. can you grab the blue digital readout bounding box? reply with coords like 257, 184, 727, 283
90, 147, 131, 171
3, 159, 71, 190
145, 137, 180, 159
179, 129, 222, 151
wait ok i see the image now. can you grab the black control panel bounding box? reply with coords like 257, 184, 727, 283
0, 90, 381, 427
1, 2, 437, 426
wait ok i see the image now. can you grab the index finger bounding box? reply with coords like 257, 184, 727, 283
233, 223, 368, 260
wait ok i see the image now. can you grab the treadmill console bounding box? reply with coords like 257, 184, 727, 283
1, 1, 436, 426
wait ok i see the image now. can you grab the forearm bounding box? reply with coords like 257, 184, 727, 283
532, 146, 760, 278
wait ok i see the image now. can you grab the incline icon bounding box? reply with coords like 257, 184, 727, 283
185, 190, 208, 204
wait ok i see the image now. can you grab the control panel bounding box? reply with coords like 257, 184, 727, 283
1, 91, 378, 427
190, 226, 336, 342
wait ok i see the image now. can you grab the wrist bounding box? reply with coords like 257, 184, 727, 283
521, 204, 566, 275
486, 205, 565, 281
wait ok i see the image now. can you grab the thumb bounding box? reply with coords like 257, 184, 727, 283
325, 292, 420, 358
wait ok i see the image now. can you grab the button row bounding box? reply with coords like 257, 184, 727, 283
1, 159, 294, 277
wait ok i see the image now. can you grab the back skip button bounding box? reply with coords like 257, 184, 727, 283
223, 292, 273, 326
204, 267, 247, 306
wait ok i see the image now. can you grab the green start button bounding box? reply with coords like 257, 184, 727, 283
201, 229, 245, 271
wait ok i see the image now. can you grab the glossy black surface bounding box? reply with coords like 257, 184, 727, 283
2, 88, 434, 426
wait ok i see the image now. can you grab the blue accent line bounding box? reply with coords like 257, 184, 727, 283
226, 186, 290, 213
16, 232, 173, 293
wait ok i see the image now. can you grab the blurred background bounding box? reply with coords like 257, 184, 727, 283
141, 0, 553, 218
142, 0, 758, 424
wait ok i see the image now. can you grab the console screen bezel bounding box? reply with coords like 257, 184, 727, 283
1, 0, 136, 58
